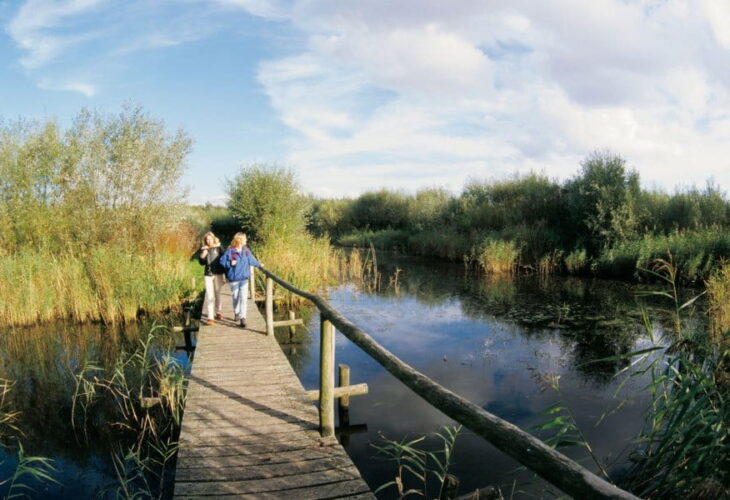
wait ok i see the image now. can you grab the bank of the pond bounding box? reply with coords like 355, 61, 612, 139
336, 227, 730, 284
0, 249, 198, 327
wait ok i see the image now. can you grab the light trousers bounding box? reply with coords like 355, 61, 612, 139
229, 279, 249, 319
204, 274, 225, 319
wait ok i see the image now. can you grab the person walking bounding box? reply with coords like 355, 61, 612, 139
198, 232, 226, 325
220, 232, 263, 328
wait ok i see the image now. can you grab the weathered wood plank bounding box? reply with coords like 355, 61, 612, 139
175, 467, 363, 496
174, 284, 372, 498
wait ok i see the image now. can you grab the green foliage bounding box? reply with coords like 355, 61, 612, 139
227, 164, 309, 243
0, 105, 192, 253
564, 248, 588, 275
473, 238, 520, 275
1, 443, 58, 499
308, 151, 730, 283
72, 326, 185, 498
373, 425, 462, 499
565, 151, 640, 251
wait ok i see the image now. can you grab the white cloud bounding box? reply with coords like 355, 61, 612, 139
254, 0, 730, 195
37, 77, 97, 96
7, 0, 107, 68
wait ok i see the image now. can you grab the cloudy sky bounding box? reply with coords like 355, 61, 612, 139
2, 0, 730, 203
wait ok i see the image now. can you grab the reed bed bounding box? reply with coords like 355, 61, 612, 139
707, 261, 730, 349
0, 249, 196, 327
473, 239, 520, 275
256, 233, 341, 296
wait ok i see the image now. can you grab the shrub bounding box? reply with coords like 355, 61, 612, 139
227, 164, 309, 243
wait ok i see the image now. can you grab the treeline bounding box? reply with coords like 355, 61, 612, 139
309, 152, 730, 283
0, 106, 197, 325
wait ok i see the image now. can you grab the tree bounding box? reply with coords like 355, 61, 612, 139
226, 165, 309, 243
566, 151, 640, 252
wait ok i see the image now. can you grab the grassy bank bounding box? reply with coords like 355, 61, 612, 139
0, 107, 197, 327
0, 249, 196, 327
311, 153, 730, 283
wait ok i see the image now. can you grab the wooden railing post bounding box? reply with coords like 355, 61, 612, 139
265, 276, 274, 336
249, 266, 255, 299
319, 317, 335, 438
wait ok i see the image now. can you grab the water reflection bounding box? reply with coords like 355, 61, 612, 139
0, 318, 188, 498
283, 254, 699, 497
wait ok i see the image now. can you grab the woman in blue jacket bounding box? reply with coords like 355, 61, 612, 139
219, 232, 263, 328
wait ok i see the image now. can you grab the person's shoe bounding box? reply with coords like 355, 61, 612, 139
206, 319, 215, 326
215, 313, 223, 320
240, 318, 247, 328
234, 315, 240, 322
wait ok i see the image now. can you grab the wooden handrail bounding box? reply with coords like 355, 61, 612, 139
259, 267, 639, 500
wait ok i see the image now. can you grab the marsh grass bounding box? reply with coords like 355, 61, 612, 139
564, 248, 588, 275
71, 326, 185, 497
707, 261, 730, 350
583, 258, 730, 498
0, 249, 196, 327
373, 425, 462, 499
473, 239, 520, 275
256, 233, 342, 299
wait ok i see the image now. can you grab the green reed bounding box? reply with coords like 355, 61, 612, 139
71, 325, 185, 498
0, 248, 196, 327
373, 425, 462, 499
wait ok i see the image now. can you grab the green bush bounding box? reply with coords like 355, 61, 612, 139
227, 164, 309, 243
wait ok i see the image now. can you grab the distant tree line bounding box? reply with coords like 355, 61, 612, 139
307, 152, 730, 282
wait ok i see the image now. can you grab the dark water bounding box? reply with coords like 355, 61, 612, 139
0, 318, 191, 498
279, 254, 703, 498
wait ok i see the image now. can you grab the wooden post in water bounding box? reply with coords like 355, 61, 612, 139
338, 363, 350, 428
249, 266, 255, 299
288, 310, 296, 341
265, 277, 274, 336
319, 318, 335, 439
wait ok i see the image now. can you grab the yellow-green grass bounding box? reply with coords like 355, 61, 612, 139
255, 233, 342, 296
0, 248, 196, 327
473, 238, 520, 275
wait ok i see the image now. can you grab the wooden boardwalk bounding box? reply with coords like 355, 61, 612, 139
174, 284, 373, 499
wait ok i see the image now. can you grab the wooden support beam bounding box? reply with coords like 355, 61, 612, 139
172, 326, 199, 333
272, 318, 305, 328
248, 266, 255, 299
288, 310, 297, 340
306, 383, 369, 401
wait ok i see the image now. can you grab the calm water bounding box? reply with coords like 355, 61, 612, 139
0, 318, 191, 498
279, 254, 701, 498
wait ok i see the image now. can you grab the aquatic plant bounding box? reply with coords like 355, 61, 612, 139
473, 239, 520, 275
592, 259, 729, 498
373, 425, 462, 499
70, 325, 185, 497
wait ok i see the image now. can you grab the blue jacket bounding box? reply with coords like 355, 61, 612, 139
219, 246, 262, 282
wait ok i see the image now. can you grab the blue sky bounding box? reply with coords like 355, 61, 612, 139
3, 0, 730, 203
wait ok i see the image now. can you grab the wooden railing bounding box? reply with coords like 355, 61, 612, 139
252, 267, 639, 500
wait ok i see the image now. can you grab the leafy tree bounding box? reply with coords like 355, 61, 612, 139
226, 164, 309, 243
566, 151, 640, 252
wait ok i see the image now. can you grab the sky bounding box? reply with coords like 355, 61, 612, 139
2, 0, 730, 204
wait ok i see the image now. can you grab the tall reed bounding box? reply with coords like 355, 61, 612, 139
473, 238, 520, 275
0, 249, 196, 326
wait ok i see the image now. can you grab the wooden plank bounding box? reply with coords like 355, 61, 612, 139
175, 467, 363, 496
174, 284, 372, 499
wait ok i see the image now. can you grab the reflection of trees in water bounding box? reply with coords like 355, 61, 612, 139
275, 303, 316, 376
354, 254, 660, 381
0, 319, 179, 458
